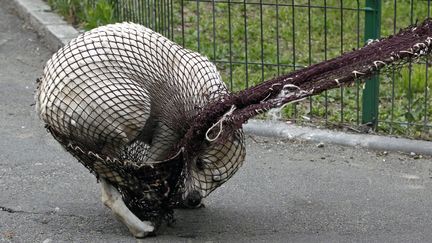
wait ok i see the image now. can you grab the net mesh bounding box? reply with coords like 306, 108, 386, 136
177, 19, 432, 146
36, 23, 246, 222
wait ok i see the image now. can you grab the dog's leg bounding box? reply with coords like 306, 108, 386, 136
100, 178, 154, 238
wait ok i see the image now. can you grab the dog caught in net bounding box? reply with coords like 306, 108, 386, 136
36, 23, 245, 237
36, 19, 432, 237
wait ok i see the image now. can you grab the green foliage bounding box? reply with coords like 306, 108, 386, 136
84, 0, 115, 29
47, 0, 86, 25
47, 0, 115, 29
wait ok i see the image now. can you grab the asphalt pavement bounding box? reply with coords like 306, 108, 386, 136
1, 1, 432, 242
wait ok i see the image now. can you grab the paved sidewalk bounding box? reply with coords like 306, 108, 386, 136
1, 1, 432, 242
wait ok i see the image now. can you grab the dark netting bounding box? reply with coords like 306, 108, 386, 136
177, 19, 432, 147
229, 19, 432, 124
36, 23, 246, 223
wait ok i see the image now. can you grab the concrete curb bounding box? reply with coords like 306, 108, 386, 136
11, 0, 79, 52
244, 119, 432, 156
10, 0, 432, 156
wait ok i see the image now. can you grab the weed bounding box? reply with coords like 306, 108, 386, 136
84, 0, 115, 29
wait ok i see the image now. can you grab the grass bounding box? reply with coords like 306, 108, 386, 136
46, 0, 431, 140
46, 0, 115, 29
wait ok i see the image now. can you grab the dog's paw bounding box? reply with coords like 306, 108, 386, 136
131, 221, 155, 238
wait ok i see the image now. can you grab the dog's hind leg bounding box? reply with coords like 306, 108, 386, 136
100, 178, 154, 238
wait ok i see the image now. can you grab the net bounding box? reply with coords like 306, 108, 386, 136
36, 23, 246, 223
179, 19, 432, 148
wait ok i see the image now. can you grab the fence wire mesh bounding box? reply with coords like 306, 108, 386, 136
89, 0, 431, 140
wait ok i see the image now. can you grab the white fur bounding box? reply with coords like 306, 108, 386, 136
100, 179, 154, 237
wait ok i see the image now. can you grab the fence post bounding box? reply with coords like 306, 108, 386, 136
362, 0, 381, 127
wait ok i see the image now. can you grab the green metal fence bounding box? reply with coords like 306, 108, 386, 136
102, 0, 174, 38
363, 0, 381, 127
107, 0, 431, 140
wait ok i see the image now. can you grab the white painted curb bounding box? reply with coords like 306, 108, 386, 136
244, 119, 432, 156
